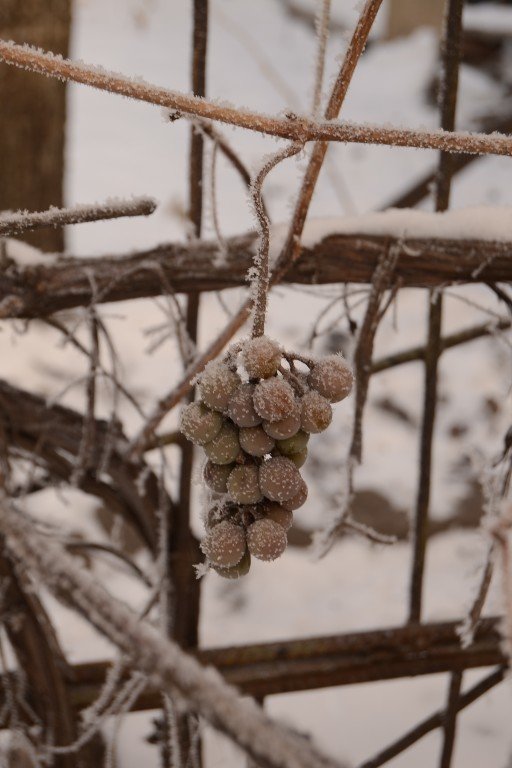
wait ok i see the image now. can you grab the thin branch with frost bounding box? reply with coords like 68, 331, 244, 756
0, 502, 346, 768
250, 143, 302, 338
2, 41, 512, 157
0, 196, 157, 237
273, 0, 384, 284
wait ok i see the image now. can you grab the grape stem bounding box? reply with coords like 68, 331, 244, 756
250, 143, 302, 339
278, 364, 307, 395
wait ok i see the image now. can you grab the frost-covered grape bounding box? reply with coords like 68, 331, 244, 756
227, 465, 262, 504
282, 477, 308, 511
201, 520, 246, 567
253, 378, 296, 423
242, 336, 282, 379
264, 503, 293, 531
262, 400, 301, 440
247, 518, 287, 561
204, 423, 240, 465
300, 391, 333, 433
276, 430, 309, 456
227, 383, 261, 428
288, 448, 308, 468
259, 456, 303, 502
239, 425, 275, 457
199, 361, 240, 412
213, 550, 251, 579
308, 355, 353, 403
180, 402, 223, 445
203, 461, 233, 493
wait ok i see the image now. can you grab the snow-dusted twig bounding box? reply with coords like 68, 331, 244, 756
1, 41, 512, 157
0, 196, 157, 237
0, 502, 346, 768
250, 143, 302, 338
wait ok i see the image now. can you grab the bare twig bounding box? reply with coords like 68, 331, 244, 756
350, 247, 400, 463
372, 317, 511, 373
0, 197, 157, 237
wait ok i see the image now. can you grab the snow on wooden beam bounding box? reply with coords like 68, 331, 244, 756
0, 227, 511, 318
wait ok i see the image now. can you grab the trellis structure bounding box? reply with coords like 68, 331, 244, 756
0, 1, 510, 767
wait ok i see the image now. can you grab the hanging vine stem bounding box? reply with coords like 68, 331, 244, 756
250, 142, 302, 339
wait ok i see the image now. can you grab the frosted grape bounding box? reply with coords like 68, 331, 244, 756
199, 361, 240, 412
259, 455, 303, 502
213, 550, 251, 579
288, 448, 307, 468
308, 355, 353, 403
300, 391, 332, 433
204, 423, 240, 465
227, 383, 261, 428
264, 503, 293, 530
227, 464, 263, 504
282, 477, 308, 511
200, 520, 246, 567
253, 378, 296, 422
180, 402, 223, 445
262, 400, 301, 440
203, 461, 233, 493
276, 430, 309, 456
239, 425, 275, 457
242, 336, 282, 379
247, 518, 287, 561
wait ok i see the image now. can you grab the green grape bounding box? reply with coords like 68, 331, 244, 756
213, 549, 251, 579
227, 465, 263, 504
199, 361, 241, 412
276, 430, 309, 456
239, 425, 275, 457
204, 422, 240, 465
300, 390, 333, 433
288, 448, 308, 468
242, 336, 282, 379
308, 355, 353, 403
246, 518, 287, 561
259, 455, 303, 502
180, 402, 223, 445
253, 377, 296, 422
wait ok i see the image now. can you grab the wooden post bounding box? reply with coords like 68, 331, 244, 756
387, 0, 445, 38
0, 0, 71, 252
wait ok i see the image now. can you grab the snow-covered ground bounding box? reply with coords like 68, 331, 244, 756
2, 0, 512, 765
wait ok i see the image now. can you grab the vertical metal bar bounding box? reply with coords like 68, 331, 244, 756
407, 0, 465, 765
163, 2, 209, 766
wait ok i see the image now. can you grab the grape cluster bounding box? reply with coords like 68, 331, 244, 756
180, 336, 353, 578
